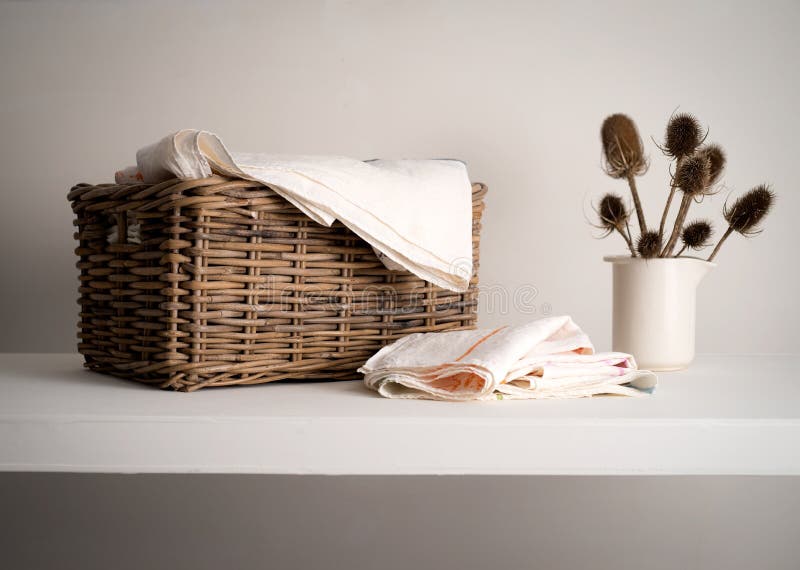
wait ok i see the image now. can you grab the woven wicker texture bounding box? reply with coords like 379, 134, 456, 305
68, 176, 486, 391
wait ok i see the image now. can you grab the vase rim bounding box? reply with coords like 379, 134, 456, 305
603, 254, 717, 268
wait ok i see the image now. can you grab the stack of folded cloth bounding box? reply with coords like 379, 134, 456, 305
359, 316, 656, 401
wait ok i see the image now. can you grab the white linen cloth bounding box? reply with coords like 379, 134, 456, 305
359, 316, 657, 400
115, 130, 473, 291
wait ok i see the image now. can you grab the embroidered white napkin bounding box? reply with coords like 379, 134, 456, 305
115, 130, 473, 292
359, 316, 657, 400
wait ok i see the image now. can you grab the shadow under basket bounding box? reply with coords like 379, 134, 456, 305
68, 176, 486, 391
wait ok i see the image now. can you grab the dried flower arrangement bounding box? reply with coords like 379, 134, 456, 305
596, 112, 775, 260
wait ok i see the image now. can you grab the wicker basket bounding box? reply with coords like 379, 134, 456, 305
68, 176, 486, 391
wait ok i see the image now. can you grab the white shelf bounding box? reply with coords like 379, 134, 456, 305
0, 353, 798, 475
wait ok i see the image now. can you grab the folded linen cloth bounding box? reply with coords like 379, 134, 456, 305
115, 130, 473, 292
359, 316, 657, 400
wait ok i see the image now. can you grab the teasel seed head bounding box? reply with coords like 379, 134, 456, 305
596, 193, 629, 237
724, 184, 775, 236
664, 113, 704, 159
681, 220, 714, 250
698, 144, 726, 187
674, 154, 711, 196
636, 230, 662, 258
601, 114, 648, 179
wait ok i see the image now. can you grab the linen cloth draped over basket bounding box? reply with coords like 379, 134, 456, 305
69, 133, 484, 391
115, 130, 474, 292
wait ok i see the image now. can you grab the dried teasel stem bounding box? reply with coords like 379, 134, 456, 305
662, 196, 697, 257
658, 181, 677, 241
662, 195, 690, 256
658, 156, 683, 241
626, 172, 647, 234
707, 226, 734, 262
661, 154, 711, 256
608, 218, 637, 257
620, 226, 637, 256
617, 219, 636, 256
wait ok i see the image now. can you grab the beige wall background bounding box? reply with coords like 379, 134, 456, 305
1, 0, 798, 353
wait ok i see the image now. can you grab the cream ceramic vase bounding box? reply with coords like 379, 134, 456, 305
604, 255, 715, 371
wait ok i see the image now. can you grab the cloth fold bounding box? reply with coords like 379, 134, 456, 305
115, 130, 473, 292
359, 316, 657, 400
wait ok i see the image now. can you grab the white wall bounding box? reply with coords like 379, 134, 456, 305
1, 0, 798, 353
